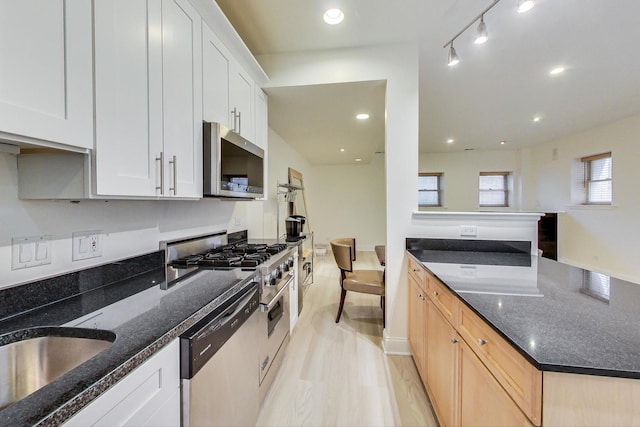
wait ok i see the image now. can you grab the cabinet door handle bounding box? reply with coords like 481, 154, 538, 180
477, 338, 488, 346
412, 268, 420, 272
451, 338, 459, 344
155, 152, 164, 195
433, 291, 440, 297
238, 111, 242, 134
169, 155, 177, 195
231, 107, 237, 131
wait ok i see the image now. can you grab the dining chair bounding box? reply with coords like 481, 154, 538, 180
330, 238, 385, 327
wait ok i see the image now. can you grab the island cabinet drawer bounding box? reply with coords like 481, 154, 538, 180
407, 256, 426, 287
426, 275, 457, 325
457, 304, 542, 426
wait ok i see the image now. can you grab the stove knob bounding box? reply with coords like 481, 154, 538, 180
276, 267, 283, 279
288, 258, 294, 268
264, 273, 272, 286
282, 263, 290, 272
270, 276, 277, 287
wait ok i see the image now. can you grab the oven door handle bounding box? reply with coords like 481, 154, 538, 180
261, 278, 291, 312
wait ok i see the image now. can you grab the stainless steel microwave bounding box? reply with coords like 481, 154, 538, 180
203, 122, 264, 199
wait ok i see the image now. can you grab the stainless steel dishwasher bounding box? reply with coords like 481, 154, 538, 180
180, 283, 260, 427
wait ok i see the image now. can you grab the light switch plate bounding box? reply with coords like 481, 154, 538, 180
12, 235, 52, 270
72, 231, 103, 261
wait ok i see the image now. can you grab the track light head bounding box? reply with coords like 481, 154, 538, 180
517, 0, 535, 13
474, 16, 488, 44
448, 44, 460, 66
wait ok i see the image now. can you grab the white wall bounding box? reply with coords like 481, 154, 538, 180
0, 152, 237, 289
418, 149, 522, 211
531, 113, 640, 283
307, 153, 386, 250
417, 113, 640, 284
258, 43, 420, 353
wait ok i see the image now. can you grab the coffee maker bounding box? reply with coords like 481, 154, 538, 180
285, 215, 306, 241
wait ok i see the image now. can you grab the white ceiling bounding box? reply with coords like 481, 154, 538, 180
216, 0, 640, 163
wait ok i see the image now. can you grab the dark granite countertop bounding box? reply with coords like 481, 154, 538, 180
0, 253, 258, 426
407, 246, 640, 379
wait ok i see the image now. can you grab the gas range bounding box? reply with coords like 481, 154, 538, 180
160, 231, 295, 292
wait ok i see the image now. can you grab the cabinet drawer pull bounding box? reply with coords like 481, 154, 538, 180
433, 291, 440, 296
412, 268, 420, 272
451, 338, 459, 344
477, 338, 488, 346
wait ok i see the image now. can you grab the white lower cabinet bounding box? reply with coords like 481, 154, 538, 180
63, 340, 180, 427
0, 0, 93, 149
93, 0, 202, 198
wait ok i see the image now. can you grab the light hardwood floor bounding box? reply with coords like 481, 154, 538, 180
257, 251, 438, 427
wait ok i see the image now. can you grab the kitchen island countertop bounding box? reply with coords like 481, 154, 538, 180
407, 245, 640, 379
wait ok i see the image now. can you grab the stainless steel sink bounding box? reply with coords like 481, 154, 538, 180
0, 327, 116, 410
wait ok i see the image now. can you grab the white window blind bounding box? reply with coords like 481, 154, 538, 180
479, 172, 509, 207
419, 173, 442, 207
583, 153, 612, 204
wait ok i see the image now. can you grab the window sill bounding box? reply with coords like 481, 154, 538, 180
568, 204, 617, 210
418, 206, 448, 211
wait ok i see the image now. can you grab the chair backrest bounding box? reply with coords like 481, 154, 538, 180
331, 238, 356, 261
330, 239, 353, 272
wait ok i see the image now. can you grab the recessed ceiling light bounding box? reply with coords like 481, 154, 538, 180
340, 148, 345, 152
356, 113, 369, 120
532, 116, 541, 122
355, 158, 362, 162
517, 0, 535, 13
323, 8, 344, 25
500, 140, 506, 145
447, 138, 454, 144
549, 66, 565, 75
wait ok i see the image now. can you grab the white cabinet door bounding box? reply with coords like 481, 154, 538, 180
93, 0, 161, 197
202, 23, 231, 128
93, 0, 202, 198
161, 0, 203, 198
63, 340, 180, 427
254, 88, 268, 150
0, 0, 93, 149
255, 88, 268, 199
229, 62, 255, 141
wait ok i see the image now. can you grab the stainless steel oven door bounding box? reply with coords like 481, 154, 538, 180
259, 274, 291, 387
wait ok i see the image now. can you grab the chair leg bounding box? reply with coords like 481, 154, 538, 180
381, 296, 386, 329
336, 289, 347, 323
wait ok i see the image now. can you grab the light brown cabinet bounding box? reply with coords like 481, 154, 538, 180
425, 299, 458, 427
459, 339, 532, 427
406, 253, 541, 427
408, 267, 427, 378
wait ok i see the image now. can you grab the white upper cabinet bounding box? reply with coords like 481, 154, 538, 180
229, 62, 255, 141
160, 0, 203, 198
0, 0, 93, 150
254, 88, 268, 151
93, 0, 161, 197
202, 23, 231, 128
93, 0, 202, 198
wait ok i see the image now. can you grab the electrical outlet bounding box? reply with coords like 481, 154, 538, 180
12, 235, 52, 270
73, 231, 103, 261
460, 225, 477, 237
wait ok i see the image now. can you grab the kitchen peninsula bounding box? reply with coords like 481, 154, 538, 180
407, 238, 640, 426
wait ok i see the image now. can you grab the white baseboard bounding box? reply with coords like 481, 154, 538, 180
382, 330, 411, 355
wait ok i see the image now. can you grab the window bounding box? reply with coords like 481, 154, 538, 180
418, 173, 443, 207
582, 152, 612, 204
479, 172, 510, 207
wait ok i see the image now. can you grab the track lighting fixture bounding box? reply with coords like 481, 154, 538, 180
474, 16, 488, 44
448, 44, 460, 66
444, 0, 537, 66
